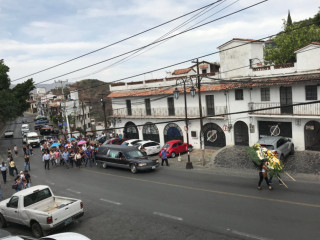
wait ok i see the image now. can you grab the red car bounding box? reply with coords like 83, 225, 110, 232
104, 138, 127, 145
159, 140, 193, 158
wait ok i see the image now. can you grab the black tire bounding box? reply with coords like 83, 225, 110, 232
280, 154, 285, 162
171, 152, 176, 158
31, 222, 43, 238
0, 213, 7, 228
102, 162, 108, 169
130, 164, 137, 174
290, 145, 295, 155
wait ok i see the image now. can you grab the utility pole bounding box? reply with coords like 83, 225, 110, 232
81, 101, 87, 137
55, 79, 71, 139
195, 59, 205, 166
99, 94, 107, 133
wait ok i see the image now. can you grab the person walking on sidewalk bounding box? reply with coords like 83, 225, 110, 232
0, 162, 8, 184
258, 159, 272, 190
9, 159, 18, 176
42, 150, 51, 170
161, 148, 169, 166
24, 154, 31, 171
13, 145, 18, 157
24, 170, 32, 188
62, 148, 70, 169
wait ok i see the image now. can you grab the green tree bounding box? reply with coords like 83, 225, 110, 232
264, 20, 320, 64
0, 60, 35, 122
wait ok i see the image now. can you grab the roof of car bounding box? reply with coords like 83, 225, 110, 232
137, 140, 157, 144
165, 140, 182, 144
99, 144, 138, 152
258, 136, 283, 145
124, 139, 141, 143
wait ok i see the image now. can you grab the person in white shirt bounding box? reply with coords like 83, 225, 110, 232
0, 162, 8, 183
42, 150, 51, 170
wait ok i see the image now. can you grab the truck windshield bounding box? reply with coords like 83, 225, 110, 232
28, 137, 38, 140
24, 188, 52, 207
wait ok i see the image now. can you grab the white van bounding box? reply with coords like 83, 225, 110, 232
26, 132, 40, 147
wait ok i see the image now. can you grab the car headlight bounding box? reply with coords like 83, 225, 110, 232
138, 163, 147, 166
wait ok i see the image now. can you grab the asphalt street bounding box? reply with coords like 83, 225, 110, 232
0, 114, 319, 240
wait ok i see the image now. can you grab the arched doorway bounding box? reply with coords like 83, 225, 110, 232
164, 123, 184, 143
304, 121, 320, 151
203, 123, 226, 148
234, 121, 249, 146
143, 122, 160, 142
124, 121, 139, 139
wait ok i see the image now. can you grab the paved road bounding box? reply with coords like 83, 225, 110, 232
0, 114, 319, 240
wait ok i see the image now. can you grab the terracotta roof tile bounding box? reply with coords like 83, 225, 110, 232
107, 73, 320, 98
172, 68, 194, 75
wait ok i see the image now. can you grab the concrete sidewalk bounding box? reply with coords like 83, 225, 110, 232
165, 146, 320, 183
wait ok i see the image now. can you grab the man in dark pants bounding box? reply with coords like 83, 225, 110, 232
161, 148, 169, 166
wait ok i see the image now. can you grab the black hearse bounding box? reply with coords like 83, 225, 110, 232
96, 145, 159, 173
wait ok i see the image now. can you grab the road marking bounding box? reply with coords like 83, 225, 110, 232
100, 198, 121, 205
153, 212, 183, 221
227, 229, 271, 240
66, 188, 81, 194
84, 169, 320, 209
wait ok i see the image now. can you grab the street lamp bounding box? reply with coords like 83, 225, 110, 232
192, 58, 205, 166
173, 77, 195, 169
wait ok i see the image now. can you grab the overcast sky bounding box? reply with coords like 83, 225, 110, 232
0, 0, 319, 87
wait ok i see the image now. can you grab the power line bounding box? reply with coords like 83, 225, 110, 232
51, 12, 318, 98
32, 0, 268, 86
12, 1, 224, 82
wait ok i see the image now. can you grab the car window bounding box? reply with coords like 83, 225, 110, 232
124, 150, 145, 158
144, 143, 151, 147
8, 196, 19, 208
148, 142, 156, 147
122, 142, 129, 146
260, 144, 274, 150
172, 143, 178, 148
131, 140, 141, 145
178, 142, 182, 146
98, 148, 109, 155
108, 150, 120, 158
164, 144, 170, 148
277, 139, 285, 147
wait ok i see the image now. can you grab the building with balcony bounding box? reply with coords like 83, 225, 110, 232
107, 41, 320, 151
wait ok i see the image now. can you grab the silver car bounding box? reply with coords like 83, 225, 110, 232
258, 136, 294, 160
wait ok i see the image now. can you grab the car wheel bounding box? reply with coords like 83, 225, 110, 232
130, 164, 137, 174
280, 154, 285, 162
31, 222, 43, 238
290, 145, 294, 155
0, 213, 7, 228
102, 162, 108, 169
171, 152, 176, 158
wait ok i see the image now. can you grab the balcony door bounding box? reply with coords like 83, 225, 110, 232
280, 87, 293, 114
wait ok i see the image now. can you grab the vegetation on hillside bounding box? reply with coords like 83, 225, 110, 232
0, 59, 35, 123
264, 10, 320, 64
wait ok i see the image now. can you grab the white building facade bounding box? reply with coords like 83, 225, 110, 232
107, 40, 320, 152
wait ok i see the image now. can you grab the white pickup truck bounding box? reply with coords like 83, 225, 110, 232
0, 185, 84, 238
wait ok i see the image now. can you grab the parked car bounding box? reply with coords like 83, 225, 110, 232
159, 140, 193, 158
22, 118, 28, 123
96, 135, 107, 144
257, 136, 294, 160
35, 118, 49, 124
34, 124, 44, 131
134, 140, 161, 156
22, 133, 28, 143
104, 138, 127, 145
121, 139, 143, 146
4, 130, 14, 138
21, 124, 30, 135
0, 185, 84, 238
96, 145, 159, 173
39, 125, 53, 135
